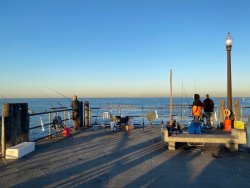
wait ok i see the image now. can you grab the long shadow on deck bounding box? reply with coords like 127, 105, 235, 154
0, 128, 132, 176
123, 144, 250, 188
1, 128, 165, 187
2, 127, 250, 188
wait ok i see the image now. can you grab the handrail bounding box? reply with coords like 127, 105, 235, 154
28, 103, 250, 142
29, 108, 72, 116
29, 118, 71, 130
89, 105, 220, 129
28, 107, 72, 141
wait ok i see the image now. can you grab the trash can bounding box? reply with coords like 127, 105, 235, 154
224, 118, 232, 132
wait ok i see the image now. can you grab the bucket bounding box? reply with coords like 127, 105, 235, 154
224, 118, 232, 132
63, 128, 70, 137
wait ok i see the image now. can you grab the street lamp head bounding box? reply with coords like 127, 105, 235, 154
225, 32, 233, 46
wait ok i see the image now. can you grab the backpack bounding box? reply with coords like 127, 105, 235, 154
188, 120, 203, 134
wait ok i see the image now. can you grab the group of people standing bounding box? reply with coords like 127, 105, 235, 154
192, 93, 214, 128
70, 93, 214, 130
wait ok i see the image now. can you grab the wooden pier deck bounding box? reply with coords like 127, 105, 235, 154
1, 126, 250, 188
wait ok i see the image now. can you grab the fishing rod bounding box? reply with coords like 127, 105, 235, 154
160, 97, 164, 140
0, 94, 6, 98
33, 87, 54, 108
181, 80, 184, 127
160, 97, 163, 125
182, 86, 191, 111
34, 87, 71, 132
46, 87, 72, 102
33, 87, 55, 132
35, 87, 70, 110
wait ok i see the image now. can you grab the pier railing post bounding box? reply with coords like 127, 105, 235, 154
49, 113, 51, 139
234, 99, 240, 121
84, 101, 90, 128
248, 115, 250, 127
1, 113, 5, 156
219, 100, 225, 128
79, 101, 83, 127
1, 103, 29, 156
215, 107, 219, 127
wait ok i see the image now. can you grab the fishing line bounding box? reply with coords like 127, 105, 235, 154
0, 94, 6, 98
183, 86, 191, 111
46, 87, 71, 102
34, 87, 70, 132
33, 87, 54, 108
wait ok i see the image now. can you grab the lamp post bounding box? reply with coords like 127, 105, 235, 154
225, 32, 233, 115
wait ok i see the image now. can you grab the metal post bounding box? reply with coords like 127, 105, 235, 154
219, 100, 225, 128
84, 101, 89, 128
216, 107, 219, 127
1, 114, 5, 157
234, 99, 240, 121
226, 44, 233, 115
49, 113, 51, 139
170, 69, 173, 120
64, 110, 66, 126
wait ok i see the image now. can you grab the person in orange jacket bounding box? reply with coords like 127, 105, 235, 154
192, 94, 203, 120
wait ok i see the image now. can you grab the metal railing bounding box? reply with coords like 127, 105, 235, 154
89, 104, 220, 128
28, 104, 250, 141
29, 107, 72, 141
240, 106, 250, 124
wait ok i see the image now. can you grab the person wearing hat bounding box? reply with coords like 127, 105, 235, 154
202, 94, 214, 128
70, 95, 80, 131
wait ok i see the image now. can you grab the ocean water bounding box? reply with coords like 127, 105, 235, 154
1, 97, 250, 141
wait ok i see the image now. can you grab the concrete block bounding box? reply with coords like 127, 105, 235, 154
168, 142, 176, 150
162, 129, 169, 142
5, 142, 35, 159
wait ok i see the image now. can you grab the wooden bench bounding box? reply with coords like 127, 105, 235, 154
162, 128, 247, 152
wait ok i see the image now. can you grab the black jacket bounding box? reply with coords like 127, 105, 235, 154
202, 98, 214, 112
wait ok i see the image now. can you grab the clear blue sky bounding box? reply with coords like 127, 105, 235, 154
0, 0, 250, 98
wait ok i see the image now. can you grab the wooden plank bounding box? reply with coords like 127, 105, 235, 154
170, 134, 233, 138
2, 103, 29, 149
234, 99, 240, 121
167, 137, 238, 144
220, 100, 225, 127
162, 128, 247, 145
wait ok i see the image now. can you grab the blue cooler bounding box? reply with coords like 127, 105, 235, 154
188, 120, 203, 134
